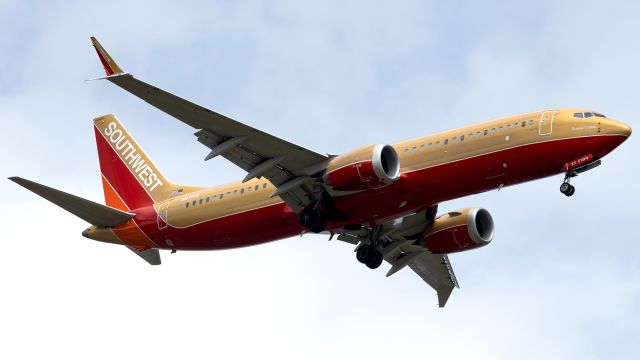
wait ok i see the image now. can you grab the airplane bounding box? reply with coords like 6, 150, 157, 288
9, 37, 632, 307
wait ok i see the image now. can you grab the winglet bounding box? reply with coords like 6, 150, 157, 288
90, 36, 124, 76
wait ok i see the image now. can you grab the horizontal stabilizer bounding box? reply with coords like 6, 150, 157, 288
126, 246, 161, 265
9, 177, 135, 227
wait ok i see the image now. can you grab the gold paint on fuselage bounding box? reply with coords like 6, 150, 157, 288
157, 109, 631, 229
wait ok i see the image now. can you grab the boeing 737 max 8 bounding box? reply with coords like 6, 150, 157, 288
9, 37, 632, 307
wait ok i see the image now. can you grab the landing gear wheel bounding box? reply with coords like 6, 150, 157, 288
365, 250, 383, 269
560, 182, 575, 197
299, 207, 327, 233
565, 184, 575, 197
309, 216, 327, 233
356, 244, 374, 264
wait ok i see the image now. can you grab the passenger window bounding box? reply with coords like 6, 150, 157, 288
255, 185, 259, 191
263, 183, 267, 189
428, 143, 432, 149
435, 140, 440, 147
484, 129, 488, 136
226, 192, 231, 197
420, 144, 424, 151
444, 139, 449, 145
528, 120, 534, 126
247, 187, 251, 193
404, 148, 409, 155
468, 133, 473, 139
240, 188, 245, 195
521, 121, 526, 127
506, 124, 511, 131
220, 194, 224, 200
185, 203, 189, 208
514, 122, 518, 128
492, 128, 496, 134
212, 195, 217, 202
192, 200, 196, 206
460, 135, 465, 142
452, 137, 457, 143
233, 190, 238, 197
206, 197, 210, 203
199, 199, 203, 205
412, 146, 417, 153
498, 126, 503, 132
476, 131, 481, 137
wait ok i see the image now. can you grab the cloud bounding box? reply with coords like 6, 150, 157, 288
1, 1, 639, 359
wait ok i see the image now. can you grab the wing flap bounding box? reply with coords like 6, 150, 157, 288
9, 177, 135, 227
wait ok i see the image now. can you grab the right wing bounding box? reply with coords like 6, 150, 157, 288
90, 37, 329, 212
337, 206, 459, 307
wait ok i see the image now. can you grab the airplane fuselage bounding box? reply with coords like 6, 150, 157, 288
87, 109, 631, 251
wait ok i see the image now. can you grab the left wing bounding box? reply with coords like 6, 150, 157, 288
337, 206, 459, 307
90, 37, 328, 212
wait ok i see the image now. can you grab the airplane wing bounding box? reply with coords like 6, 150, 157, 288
90, 37, 328, 212
337, 206, 459, 307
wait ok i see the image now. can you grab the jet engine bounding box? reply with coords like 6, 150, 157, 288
423, 208, 494, 254
324, 144, 400, 191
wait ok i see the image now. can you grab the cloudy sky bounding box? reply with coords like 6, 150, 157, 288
1, 1, 639, 359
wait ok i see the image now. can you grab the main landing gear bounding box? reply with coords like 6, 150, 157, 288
355, 225, 384, 269
299, 206, 327, 233
356, 244, 384, 269
299, 192, 348, 233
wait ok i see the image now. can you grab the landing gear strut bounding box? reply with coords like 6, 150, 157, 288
560, 172, 576, 197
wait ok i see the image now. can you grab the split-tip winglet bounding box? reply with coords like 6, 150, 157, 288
90, 36, 124, 76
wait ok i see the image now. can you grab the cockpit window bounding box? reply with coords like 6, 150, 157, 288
574, 111, 606, 118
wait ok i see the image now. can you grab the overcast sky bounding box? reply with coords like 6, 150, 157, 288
1, 1, 639, 359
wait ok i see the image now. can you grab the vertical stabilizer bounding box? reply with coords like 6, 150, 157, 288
93, 114, 195, 210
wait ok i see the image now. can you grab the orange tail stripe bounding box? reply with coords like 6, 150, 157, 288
101, 175, 129, 212
112, 220, 157, 249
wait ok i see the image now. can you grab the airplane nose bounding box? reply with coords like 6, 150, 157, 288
615, 121, 632, 137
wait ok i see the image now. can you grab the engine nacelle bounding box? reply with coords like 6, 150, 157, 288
324, 144, 400, 191
423, 208, 494, 254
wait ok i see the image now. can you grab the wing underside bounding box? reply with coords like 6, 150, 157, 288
338, 206, 459, 307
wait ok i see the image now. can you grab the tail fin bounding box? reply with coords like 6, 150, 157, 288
94, 114, 192, 210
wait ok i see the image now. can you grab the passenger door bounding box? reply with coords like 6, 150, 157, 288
157, 201, 170, 230
539, 111, 556, 136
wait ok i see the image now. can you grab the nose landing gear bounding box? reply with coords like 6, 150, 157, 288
560, 170, 577, 197
558, 158, 602, 197
560, 181, 575, 196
